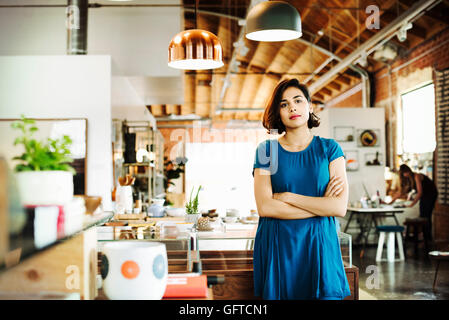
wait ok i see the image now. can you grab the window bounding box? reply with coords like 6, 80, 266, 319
400, 83, 436, 154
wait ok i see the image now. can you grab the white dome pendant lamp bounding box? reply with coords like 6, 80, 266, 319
245, 1, 302, 42
168, 0, 224, 70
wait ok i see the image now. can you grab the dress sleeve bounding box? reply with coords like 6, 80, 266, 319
327, 139, 345, 163
252, 140, 271, 177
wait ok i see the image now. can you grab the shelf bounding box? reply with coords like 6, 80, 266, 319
123, 162, 155, 167
0, 211, 113, 274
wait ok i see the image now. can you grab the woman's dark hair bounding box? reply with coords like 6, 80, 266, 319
399, 164, 415, 194
262, 78, 320, 134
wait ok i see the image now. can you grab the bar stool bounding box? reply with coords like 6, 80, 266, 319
404, 218, 429, 250
375, 225, 405, 262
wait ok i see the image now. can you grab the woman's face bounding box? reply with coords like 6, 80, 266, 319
279, 86, 312, 131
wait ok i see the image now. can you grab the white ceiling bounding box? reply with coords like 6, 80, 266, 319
0, 0, 184, 106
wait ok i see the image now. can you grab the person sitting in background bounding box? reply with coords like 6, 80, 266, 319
386, 164, 438, 241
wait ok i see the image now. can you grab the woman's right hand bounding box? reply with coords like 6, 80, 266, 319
324, 176, 344, 198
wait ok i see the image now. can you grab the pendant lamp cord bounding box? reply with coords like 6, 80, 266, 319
195, 0, 198, 29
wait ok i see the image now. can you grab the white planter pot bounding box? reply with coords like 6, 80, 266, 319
185, 213, 201, 225
15, 171, 74, 206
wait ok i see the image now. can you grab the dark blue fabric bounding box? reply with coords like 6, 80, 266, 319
376, 225, 405, 232
252, 136, 351, 300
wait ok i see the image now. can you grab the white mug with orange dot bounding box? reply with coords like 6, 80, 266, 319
100, 241, 168, 300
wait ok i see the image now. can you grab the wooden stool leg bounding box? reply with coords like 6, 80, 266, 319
376, 232, 385, 262
433, 260, 440, 291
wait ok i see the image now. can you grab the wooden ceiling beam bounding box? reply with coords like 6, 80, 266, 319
290, 0, 316, 22
399, 0, 449, 25
328, 81, 342, 91
335, 74, 351, 85
313, 92, 324, 101
382, 10, 427, 39
320, 87, 332, 96
333, 0, 397, 56
253, 73, 281, 110
234, 41, 283, 115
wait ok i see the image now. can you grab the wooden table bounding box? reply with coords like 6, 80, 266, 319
429, 251, 449, 290
344, 206, 405, 257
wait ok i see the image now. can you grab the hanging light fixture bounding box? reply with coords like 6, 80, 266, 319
168, 0, 223, 70
245, 1, 302, 42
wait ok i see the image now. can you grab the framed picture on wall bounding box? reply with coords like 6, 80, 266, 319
333, 126, 355, 142
357, 129, 380, 147
365, 151, 383, 166
344, 150, 359, 171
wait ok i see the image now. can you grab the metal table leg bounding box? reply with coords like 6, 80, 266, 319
433, 260, 440, 291
360, 213, 374, 258
344, 211, 354, 233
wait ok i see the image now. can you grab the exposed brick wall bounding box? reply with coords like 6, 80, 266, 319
375, 27, 449, 103
327, 85, 363, 108
160, 127, 268, 161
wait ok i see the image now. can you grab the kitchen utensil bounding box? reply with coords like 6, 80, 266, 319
101, 241, 168, 300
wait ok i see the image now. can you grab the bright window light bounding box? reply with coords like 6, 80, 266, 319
185, 142, 257, 216
401, 83, 436, 154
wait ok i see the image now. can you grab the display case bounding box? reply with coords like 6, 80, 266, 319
194, 224, 356, 300
96, 225, 196, 273
338, 231, 352, 267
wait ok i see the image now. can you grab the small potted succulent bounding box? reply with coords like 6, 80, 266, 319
185, 185, 202, 225
11, 115, 75, 205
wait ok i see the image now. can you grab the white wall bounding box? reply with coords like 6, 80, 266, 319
111, 76, 156, 127
0, 3, 182, 77
313, 107, 387, 202
0, 55, 113, 210
0, 2, 183, 105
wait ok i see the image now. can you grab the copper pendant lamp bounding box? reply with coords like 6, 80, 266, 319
168, 1, 223, 70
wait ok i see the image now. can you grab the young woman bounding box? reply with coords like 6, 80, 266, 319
387, 164, 438, 241
252, 78, 351, 300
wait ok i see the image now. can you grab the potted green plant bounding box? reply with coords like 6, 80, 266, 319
185, 185, 202, 224
11, 115, 75, 205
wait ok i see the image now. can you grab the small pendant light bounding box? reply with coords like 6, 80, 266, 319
245, 1, 302, 42
168, 1, 224, 70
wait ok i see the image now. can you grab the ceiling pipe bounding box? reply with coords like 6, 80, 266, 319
308, 0, 441, 95
67, 0, 88, 55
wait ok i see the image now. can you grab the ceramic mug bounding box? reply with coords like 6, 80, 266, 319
100, 241, 168, 300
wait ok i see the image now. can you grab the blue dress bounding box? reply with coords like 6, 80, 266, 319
252, 135, 351, 300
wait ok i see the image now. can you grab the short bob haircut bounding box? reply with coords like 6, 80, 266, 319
262, 78, 320, 134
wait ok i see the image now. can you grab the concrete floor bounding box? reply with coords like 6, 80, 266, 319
353, 241, 449, 300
